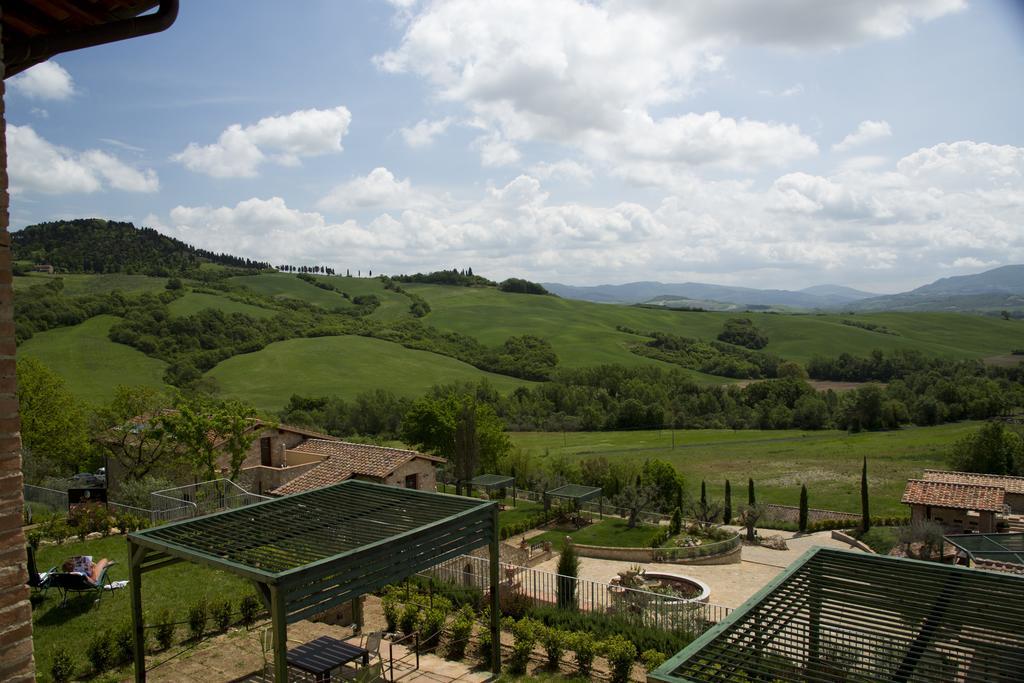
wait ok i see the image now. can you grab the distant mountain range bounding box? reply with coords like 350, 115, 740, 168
544, 265, 1024, 312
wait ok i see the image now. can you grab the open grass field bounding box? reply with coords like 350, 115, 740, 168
167, 291, 277, 319
31, 534, 253, 683
208, 334, 536, 412
310, 275, 411, 321
13, 272, 169, 296
18, 315, 167, 405
509, 422, 977, 517
406, 284, 1024, 367
226, 272, 354, 310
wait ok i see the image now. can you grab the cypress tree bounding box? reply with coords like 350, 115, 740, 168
724, 480, 732, 524
799, 484, 809, 533
748, 478, 755, 506
861, 457, 871, 532
556, 542, 579, 610
700, 480, 707, 511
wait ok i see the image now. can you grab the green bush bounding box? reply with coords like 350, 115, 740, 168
211, 597, 233, 632
527, 605, 691, 656
446, 604, 475, 660
187, 599, 208, 640
539, 625, 567, 668
418, 606, 447, 649
569, 631, 597, 676
86, 630, 115, 673
603, 634, 638, 683
642, 648, 668, 671
399, 602, 420, 636
239, 594, 261, 627
155, 609, 176, 649
477, 625, 493, 664
112, 622, 137, 665
509, 616, 541, 674
382, 595, 400, 633
50, 647, 77, 683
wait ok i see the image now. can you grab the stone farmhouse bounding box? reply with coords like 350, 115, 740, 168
267, 440, 445, 496
901, 479, 1005, 533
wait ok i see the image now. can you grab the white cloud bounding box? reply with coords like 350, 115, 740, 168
780, 83, 804, 97
9, 61, 75, 100
7, 125, 158, 194
833, 120, 893, 152
400, 117, 453, 147
528, 159, 594, 182
647, 1, 966, 50
172, 106, 351, 177
897, 141, 1024, 188
317, 167, 434, 212
377, 1, 960, 171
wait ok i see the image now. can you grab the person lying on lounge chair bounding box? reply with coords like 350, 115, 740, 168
61, 556, 113, 585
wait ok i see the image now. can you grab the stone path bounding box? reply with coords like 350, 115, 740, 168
532, 527, 863, 609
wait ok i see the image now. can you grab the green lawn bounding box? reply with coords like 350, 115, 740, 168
531, 518, 664, 552
311, 275, 411, 321
498, 500, 545, 532
167, 291, 277, 319
32, 534, 255, 683
510, 423, 974, 517
226, 273, 355, 310
18, 315, 167, 405
208, 335, 535, 412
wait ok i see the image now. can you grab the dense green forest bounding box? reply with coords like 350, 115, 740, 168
12, 219, 268, 274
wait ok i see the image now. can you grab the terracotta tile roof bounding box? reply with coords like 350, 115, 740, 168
923, 469, 1024, 495
270, 440, 444, 496
901, 479, 1006, 513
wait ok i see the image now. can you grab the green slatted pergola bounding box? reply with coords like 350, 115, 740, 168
127, 480, 500, 682
544, 483, 603, 520
650, 547, 1024, 683
471, 474, 516, 506
947, 532, 1024, 566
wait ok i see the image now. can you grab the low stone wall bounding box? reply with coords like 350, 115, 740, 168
763, 503, 860, 524
574, 533, 742, 565
831, 529, 874, 553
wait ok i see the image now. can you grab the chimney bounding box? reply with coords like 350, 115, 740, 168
279, 443, 287, 468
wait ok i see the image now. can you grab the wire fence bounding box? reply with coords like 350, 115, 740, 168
24, 484, 68, 512
150, 479, 270, 522
420, 554, 731, 638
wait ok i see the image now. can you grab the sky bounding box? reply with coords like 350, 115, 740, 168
6, 0, 1024, 292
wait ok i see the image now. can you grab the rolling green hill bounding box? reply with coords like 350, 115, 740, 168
207, 335, 535, 411
404, 284, 1023, 366
226, 273, 355, 310
17, 315, 167, 404
167, 291, 277, 319
13, 272, 169, 296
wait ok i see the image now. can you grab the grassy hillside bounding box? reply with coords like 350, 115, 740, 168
510, 422, 974, 517
168, 291, 276, 319
406, 284, 1024, 366
312, 275, 410, 320
13, 272, 168, 295
226, 272, 354, 309
208, 334, 535, 411
17, 314, 167, 404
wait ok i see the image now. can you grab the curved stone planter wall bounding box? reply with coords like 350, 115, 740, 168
573, 533, 742, 565
641, 572, 711, 604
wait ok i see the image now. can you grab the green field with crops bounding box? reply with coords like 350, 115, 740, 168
208, 334, 535, 411
17, 315, 167, 404
509, 422, 975, 517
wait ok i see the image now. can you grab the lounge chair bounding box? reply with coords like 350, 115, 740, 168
25, 546, 56, 596
49, 561, 117, 606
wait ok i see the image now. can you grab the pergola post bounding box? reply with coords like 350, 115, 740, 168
270, 584, 288, 683
489, 504, 501, 674
129, 541, 147, 683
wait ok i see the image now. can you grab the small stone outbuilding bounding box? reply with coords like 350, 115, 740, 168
901, 479, 1005, 533
922, 469, 1024, 514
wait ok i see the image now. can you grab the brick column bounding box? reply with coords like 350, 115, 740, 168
0, 15, 36, 681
